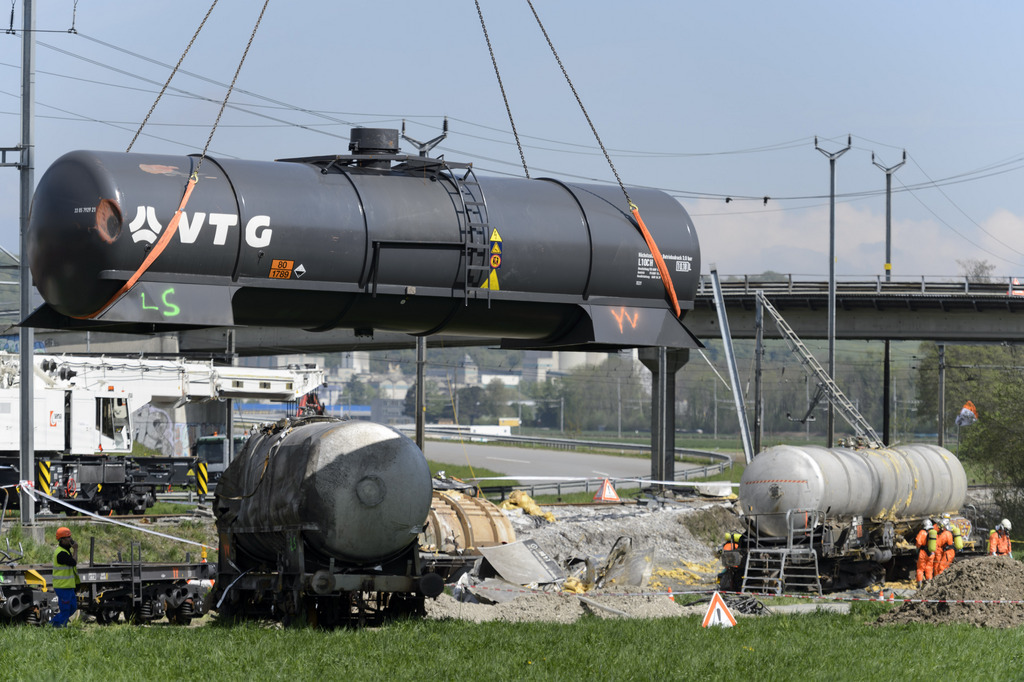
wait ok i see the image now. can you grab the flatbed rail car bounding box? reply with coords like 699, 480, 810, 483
0, 540, 215, 625
1, 453, 209, 515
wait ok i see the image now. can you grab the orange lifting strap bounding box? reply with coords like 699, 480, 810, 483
630, 204, 682, 318
75, 175, 198, 320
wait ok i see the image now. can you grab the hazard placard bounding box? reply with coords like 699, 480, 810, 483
701, 591, 737, 628
269, 259, 294, 279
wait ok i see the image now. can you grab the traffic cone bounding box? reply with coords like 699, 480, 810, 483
667, 587, 675, 603
593, 478, 620, 502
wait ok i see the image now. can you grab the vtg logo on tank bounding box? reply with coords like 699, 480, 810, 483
128, 207, 273, 248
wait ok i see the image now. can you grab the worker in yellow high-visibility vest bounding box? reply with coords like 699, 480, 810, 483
51, 526, 80, 627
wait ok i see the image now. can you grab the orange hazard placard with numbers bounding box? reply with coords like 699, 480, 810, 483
269, 259, 294, 279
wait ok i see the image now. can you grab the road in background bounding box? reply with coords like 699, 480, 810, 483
422, 440, 653, 494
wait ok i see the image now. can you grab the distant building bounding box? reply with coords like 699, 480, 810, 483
480, 372, 520, 387
426, 354, 479, 387
520, 351, 557, 383
371, 398, 405, 424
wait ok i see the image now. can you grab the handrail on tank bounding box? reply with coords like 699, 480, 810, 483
786, 508, 825, 552
741, 509, 826, 551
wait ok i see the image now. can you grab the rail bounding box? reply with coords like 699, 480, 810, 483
697, 274, 1024, 297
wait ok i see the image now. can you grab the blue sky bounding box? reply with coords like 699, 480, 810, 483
3, 1, 1024, 280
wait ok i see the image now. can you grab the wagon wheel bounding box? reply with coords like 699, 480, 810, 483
167, 598, 195, 626
167, 607, 193, 626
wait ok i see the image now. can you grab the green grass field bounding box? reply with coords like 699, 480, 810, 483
3, 604, 1023, 681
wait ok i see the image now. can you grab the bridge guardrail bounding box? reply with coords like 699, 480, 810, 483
697, 274, 1023, 296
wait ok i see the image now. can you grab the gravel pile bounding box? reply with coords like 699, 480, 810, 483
504, 500, 722, 569
426, 497, 735, 623
425, 588, 705, 623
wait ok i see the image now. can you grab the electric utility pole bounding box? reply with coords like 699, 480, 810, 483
815, 135, 851, 448
14, 0, 36, 526
872, 150, 906, 446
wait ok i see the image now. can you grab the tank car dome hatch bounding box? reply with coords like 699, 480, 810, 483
348, 127, 400, 169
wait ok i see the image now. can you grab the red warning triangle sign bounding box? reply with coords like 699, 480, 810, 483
593, 478, 620, 502
702, 591, 737, 628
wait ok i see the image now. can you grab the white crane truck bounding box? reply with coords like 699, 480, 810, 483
0, 352, 324, 514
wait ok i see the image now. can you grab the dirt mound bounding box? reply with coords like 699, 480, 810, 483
679, 503, 742, 548
877, 556, 1024, 628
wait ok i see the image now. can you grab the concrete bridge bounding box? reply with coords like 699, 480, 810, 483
686, 274, 1024, 343
27, 274, 1024, 355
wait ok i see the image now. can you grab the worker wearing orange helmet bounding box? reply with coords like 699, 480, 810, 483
51, 526, 80, 627
989, 519, 1013, 558
915, 519, 935, 588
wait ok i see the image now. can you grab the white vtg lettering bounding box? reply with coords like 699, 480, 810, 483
129, 206, 272, 248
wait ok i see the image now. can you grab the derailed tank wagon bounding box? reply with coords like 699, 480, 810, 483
211, 417, 447, 626
720, 443, 977, 594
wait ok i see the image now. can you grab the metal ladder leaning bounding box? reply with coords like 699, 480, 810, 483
756, 290, 882, 448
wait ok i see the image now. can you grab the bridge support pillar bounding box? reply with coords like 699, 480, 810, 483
639, 347, 690, 492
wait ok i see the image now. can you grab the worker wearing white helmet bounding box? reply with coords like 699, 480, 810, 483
933, 520, 955, 577
989, 519, 1013, 558
915, 519, 935, 589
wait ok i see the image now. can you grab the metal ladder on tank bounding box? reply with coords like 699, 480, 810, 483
363, 161, 493, 307
756, 290, 883, 448
741, 509, 824, 595
443, 165, 494, 305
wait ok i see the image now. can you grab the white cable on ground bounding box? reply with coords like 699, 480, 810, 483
18, 481, 216, 551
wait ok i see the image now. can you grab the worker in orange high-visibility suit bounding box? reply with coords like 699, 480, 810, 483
933, 520, 953, 577
989, 519, 1013, 557
936, 519, 960, 575
915, 519, 935, 588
